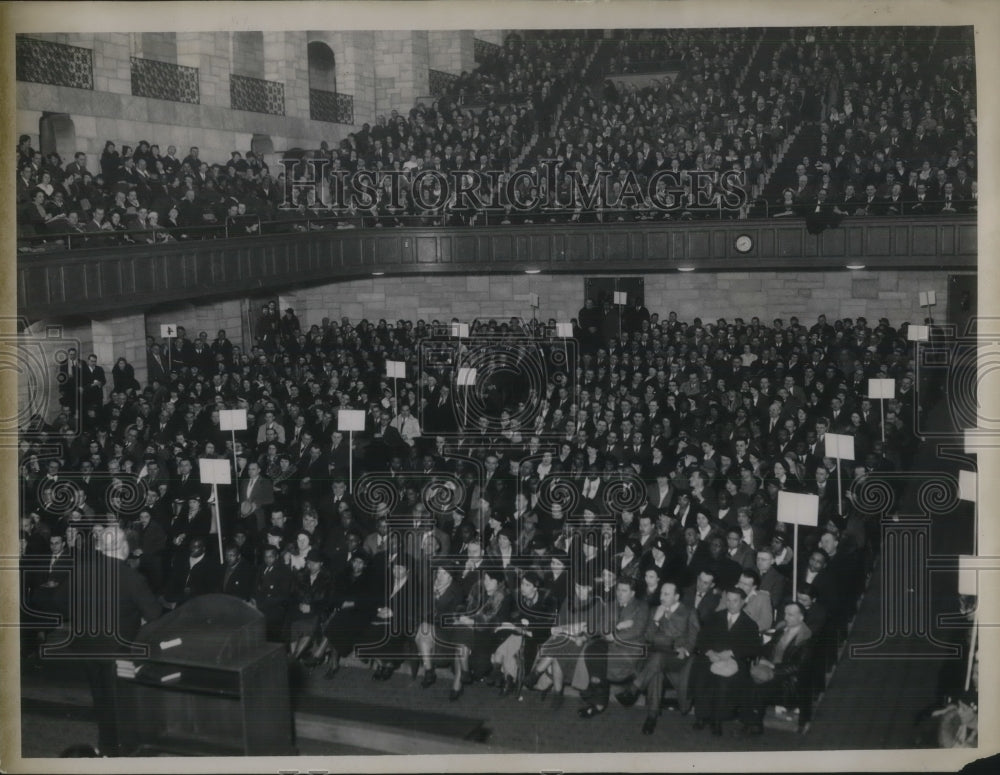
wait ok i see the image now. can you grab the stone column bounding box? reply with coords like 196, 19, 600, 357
91, 311, 148, 395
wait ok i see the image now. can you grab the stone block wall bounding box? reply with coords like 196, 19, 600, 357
429, 30, 475, 75
277, 270, 959, 332
18, 29, 488, 169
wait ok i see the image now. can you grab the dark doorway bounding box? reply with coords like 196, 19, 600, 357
947, 274, 976, 337
584, 277, 644, 309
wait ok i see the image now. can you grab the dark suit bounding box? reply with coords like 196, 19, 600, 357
633, 601, 700, 714
690, 608, 761, 724
681, 586, 721, 625
165, 554, 222, 605
749, 622, 813, 726
221, 558, 256, 601
63, 551, 162, 755
254, 561, 295, 640
239, 475, 275, 533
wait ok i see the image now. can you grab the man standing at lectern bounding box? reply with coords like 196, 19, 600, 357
64, 525, 162, 756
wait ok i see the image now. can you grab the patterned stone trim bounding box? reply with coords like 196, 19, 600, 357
429, 68, 459, 98
16, 36, 94, 90
231, 74, 285, 115
474, 37, 500, 64
309, 88, 354, 124
130, 56, 199, 104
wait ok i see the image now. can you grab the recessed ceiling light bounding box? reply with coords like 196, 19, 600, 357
845, 264, 866, 270
372, 271, 385, 276
525, 268, 541, 274
677, 266, 695, 272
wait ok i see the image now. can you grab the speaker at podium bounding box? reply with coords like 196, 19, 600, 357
113, 594, 295, 756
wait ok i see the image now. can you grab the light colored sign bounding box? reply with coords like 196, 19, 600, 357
160, 324, 178, 338
613, 291, 627, 305
218, 409, 247, 431
556, 322, 574, 338
919, 290, 937, 307
868, 378, 896, 400
451, 322, 470, 338
825, 432, 855, 461
457, 367, 478, 387
338, 409, 367, 432
907, 325, 930, 341
198, 458, 231, 485
385, 360, 406, 379
776, 491, 819, 527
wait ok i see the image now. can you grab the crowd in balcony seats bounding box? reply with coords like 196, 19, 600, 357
767, 27, 976, 220
22, 298, 945, 749
14, 27, 975, 252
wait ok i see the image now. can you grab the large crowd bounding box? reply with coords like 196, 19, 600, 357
14, 27, 975, 252
21, 297, 938, 748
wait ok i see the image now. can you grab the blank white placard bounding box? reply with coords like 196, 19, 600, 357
457, 367, 478, 387
613, 291, 627, 305
868, 378, 896, 400
218, 409, 247, 431
556, 322, 573, 338
907, 325, 930, 341
338, 409, 367, 432
825, 432, 855, 461
451, 322, 470, 338
958, 469, 977, 502
198, 458, 231, 485
919, 291, 937, 307
385, 360, 406, 379
776, 491, 819, 527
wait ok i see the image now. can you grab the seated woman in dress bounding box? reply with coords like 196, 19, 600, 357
287, 548, 334, 661
356, 552, 422, 681
318, 549, 381, 677
444, 567, 512, 700
527, 577, 609, 709
414, 560, 466, 688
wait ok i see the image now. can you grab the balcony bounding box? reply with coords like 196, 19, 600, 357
17, 216, 976, 320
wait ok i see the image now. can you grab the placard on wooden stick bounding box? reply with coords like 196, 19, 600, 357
556, 322, 573, 338
160, 324, 178, 339
198, 458, 231, 485
528, 292, 539, 309
776, 491, 820, 526
457, 367, 478, 387
907, 325, 930, 341
450, 322, 469, 338
218, 408, 248, 431
919, 290, 937, 307
868, 378, 895, 400
385, 360, 406, 379
825, 433, 855, 461
338, 409, 367, 432
613, 291, 627, 305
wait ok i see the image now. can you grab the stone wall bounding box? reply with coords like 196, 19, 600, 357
276, 270, 960, 331
17, 29, 486, 168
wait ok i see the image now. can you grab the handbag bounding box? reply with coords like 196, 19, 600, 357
710, 656, 739, 677
750, 660, 776, 684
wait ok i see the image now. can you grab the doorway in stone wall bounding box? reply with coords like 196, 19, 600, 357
583, 277, 645, 309
38, 112, 76, 163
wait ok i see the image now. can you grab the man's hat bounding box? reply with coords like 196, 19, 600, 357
521, 570, 544, 588
305, 548, 324, 563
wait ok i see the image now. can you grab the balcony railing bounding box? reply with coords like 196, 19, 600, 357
17, 216, 976, 320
